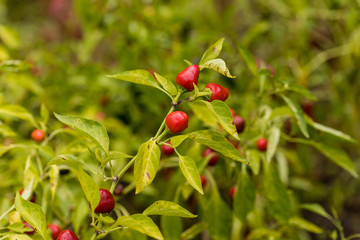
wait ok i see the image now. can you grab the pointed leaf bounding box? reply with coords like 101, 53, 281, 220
237, 44, 257, 75
301, 203, 332, 220
134, 140, 161, 194
49, 166, 59, 200
180, 222, 206, 240
14, 193, 47, 240
199, 38, 224, 65
264, 166, 291, 223
54, 113, 109, 154
74, 168, 100, 213
201, 190, 232, 240
189, 130, 248, 163
107, 70, 159, 88
9, 234, 33, 240
306, 116, 358, 143
289, 216, 323, 234
200, 59, 236, 78
48, 154, 83, 169
199, 100, 239, 140
247, 150, 260, 175
280, 95, 309, 138
40, 104, 49, 125
0, 105, 38, 128
234, 167, 256, 222
154, 72, 178, 96
287, 84, 317, 101
113, 214, 164, 240
312, 142, 358, 178
190, 101, 218, 125
72, 199, 90, 234
177, 153, 203, 195
170, 135, 189, 147
266, 127, 281, 163
143, 200, 197, 218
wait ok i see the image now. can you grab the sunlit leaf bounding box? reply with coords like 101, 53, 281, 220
54, 113, 109, 154
143, 200, 197, 218
199, 38, 224, 65
134, 140, 161, 194
113, 214, 164, 240
200, 59, 236, 78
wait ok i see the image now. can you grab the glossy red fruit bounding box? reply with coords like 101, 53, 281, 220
256, 138, 268, 152
23, 221, 35, 234
19, 189, 36, 203
229, 187, 236, 200
95, 188, 115, 214
165, 111, 188, 133
48, 224, 62, 240
176, 65, 200, 91
205, 83, 229, 102
31, 129, 45, 142
162, 141, 175, 155
200, 175, 206, 188
57, 230, 79, 240
233, 116, 245, 133
202, 148, 219, 166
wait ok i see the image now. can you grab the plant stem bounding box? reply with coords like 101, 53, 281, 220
0, 205, 14, 222
110, 157, 136, 192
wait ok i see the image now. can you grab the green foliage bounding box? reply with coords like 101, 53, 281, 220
0, 1, 359, 239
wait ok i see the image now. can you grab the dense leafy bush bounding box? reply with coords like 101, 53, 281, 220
0, 1, 359, 239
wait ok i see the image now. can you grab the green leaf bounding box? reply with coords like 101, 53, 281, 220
0, 60, 31, 72
280, 95, 309, 138
312, 142, 358, 178
0, 105, 38, 128
199, 100, 239, 140
301, 204, 332, 220
54, 113, 110, 154
154, 72, 178, 96
189, 130, 248, 163
237, 43, 257, 75
234, 167, 256, 222
98, 215, 116, 224
266, 127, 281, 163
9, 234, 33, 240
23, 157, 39, 192
289, 216, 323, 234
72, 198, 90, 234
134, 140, 161, 194
0, 121, 16, 137
143, 200, 197, 218
306, 116, 358, 143
264, 166, 291, 223
247, 150, 261, 175
180, 222, 206, 240
190, 101, 218, 125
287, 84, 317, 101
201, 189, 232, 240
8, 222, 30, 233
160, 216, 182, 240
48, 154, 83, 169
14, 193, 48, 240
49, 166, 59, 200
107, 69, 159, 88
199, 38, 224, 65
169, 135, 189, 147
200, 59, 236, 78
113, 214, 164, 240
176, 153, 203, 195
40, 104, 49, 125
74, 168, 100, 213
0, 25, 20, 49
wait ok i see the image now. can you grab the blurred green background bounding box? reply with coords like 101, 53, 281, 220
1, 0, 360, 238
